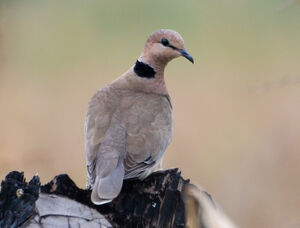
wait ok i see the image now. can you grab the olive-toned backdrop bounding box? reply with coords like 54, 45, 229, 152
1, 1, 300, 227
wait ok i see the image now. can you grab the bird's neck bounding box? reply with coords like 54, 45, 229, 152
112, 58, 168, 96
138, 55, 167, 77
133, 56, 168, 95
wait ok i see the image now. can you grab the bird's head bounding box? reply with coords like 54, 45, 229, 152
141, 29, 194, 65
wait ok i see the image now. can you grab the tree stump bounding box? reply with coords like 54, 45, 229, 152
0, 169, 189, 228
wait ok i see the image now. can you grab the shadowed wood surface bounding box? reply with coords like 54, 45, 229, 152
0, 169, 189, 228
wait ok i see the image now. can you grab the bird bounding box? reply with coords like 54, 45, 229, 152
85, 29, 194, 205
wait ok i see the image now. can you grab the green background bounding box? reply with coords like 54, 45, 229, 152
1, 1, 300, 227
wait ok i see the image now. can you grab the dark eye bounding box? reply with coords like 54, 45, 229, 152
161, 38, 169, 46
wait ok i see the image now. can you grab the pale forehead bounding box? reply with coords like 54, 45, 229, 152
146, 29, 184, 46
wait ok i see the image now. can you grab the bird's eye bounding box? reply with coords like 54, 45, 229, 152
161, 38, 169, 46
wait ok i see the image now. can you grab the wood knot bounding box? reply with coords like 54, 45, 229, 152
16, 188, 24, 198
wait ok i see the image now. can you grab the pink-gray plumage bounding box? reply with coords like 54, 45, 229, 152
85, 29, 194, 205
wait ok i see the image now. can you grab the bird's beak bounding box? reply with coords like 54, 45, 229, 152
179, 49, 194, 64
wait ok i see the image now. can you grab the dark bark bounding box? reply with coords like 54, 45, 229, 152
0, 172, 40, 228
0, 169, 189, 228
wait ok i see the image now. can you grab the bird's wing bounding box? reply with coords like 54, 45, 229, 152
85, 87, 121, 188
91, 109, 126, 204
85, 87, 127, 204
122, 93, 173, 179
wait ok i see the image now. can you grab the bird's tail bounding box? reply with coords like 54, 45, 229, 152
91, 161, 125, 205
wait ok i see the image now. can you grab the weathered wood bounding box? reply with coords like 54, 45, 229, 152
24, 194, 112, 228
183, 184, 237, 228
41, 169, 188, 227
0, 171, 40, 228
0, 169, 189, 228
0, 169, 238, 228
0, 171, 111, 228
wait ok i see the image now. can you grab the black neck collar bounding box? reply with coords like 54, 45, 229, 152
134, 60, 156, 79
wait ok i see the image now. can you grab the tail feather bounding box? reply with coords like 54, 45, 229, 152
91, 161, 125, 205
91, 183, 112, 205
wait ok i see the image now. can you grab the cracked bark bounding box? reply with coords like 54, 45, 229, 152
0, 169, 188, 228
0, 169, 237, 228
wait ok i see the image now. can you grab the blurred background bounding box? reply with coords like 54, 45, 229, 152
1, 0, 300, 227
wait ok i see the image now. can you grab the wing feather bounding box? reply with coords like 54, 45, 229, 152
85, 86, 120, 187
122, 93, 173, 179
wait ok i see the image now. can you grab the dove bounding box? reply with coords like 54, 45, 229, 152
85, 29, 194, 205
